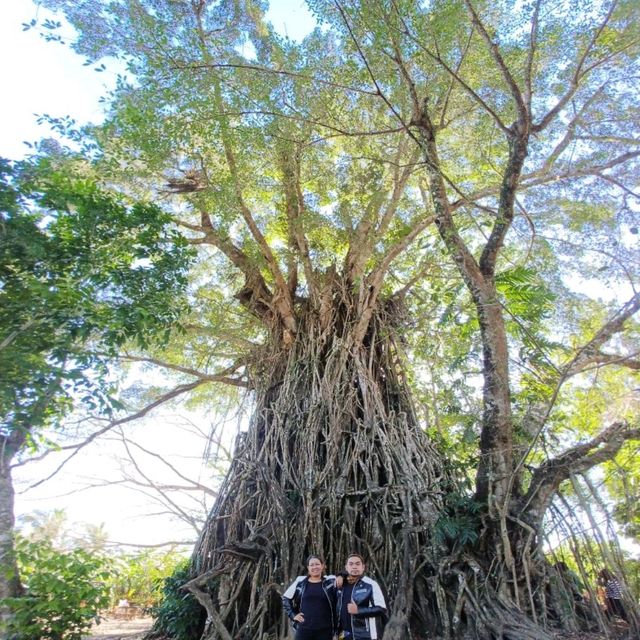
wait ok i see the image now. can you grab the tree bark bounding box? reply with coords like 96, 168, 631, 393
184, 291, 450, 639
0, 430, 25, 627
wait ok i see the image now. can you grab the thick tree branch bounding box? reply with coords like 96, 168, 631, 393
13, 379, 210, 487
477, 132, 527, 277
414, 101, 485, 295
215, 124, 295, 329
195, 208, 275, 321
376, 147, 421, 239
344, 191, 385, 287
344, 143, 419, 288
524, 150, 640, 189
463, 0, 527, 121
278, 145, 315, 297
566, 351, 640, 373
562, 292, 640, 377
513, 294, 640, 477
521, 421, 640, 520
352, 211, 437, 343
200, 59, 296, 337
450, 149, 640, 212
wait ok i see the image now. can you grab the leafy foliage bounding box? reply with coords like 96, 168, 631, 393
0, 156, 194, 442
433, 491, 481, 547
109, 549, 187, 609
16, 508, 189, 612
0, 537, 111, 640
149, 560, 205, 640
9, 0, 640, 636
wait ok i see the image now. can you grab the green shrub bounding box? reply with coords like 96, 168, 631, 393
150, 560, 204, 640
1, 537, 111, 640
109, 549, 185, 609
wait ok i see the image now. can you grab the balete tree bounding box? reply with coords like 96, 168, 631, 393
24, 0, 640, 638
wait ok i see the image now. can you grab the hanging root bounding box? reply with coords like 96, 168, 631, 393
185, 299, 448, 639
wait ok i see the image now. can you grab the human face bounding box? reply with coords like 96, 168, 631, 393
345, 556, 365, 577
307, 557, 324, 579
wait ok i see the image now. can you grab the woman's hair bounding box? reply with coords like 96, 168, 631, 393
306, 554, 324, 566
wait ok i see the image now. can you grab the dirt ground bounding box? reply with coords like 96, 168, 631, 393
84, 615, 154, 640
82, 617, 632, 640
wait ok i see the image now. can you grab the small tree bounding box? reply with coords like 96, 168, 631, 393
0, 537, 111, 640
0, 155, 194, 609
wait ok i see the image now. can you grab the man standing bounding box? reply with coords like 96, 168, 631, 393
337, 554, 387, 640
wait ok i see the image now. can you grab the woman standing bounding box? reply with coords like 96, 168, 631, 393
282, 555, 337, 640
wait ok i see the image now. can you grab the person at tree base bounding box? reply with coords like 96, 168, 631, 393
282, 555, 338, 640
337, 554, 387, 640
598, 568, 628, 622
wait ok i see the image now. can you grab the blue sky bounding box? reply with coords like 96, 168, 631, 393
0, 0, 316, 161
0, 2, 111, 159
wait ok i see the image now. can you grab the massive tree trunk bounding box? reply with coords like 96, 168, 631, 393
177, 282, 608, 640
186, 291, 449, 639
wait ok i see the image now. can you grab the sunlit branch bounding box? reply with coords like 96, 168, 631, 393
393, 15, 510, 135
170, 61, 380, 96
523, 0, 542, 111
562, 292, 640, 377
13, 379, 210, 480
566, 351, 640, 373
463, 0, 527, 122
277, 145, 315, 296
512, 294, 640, 477
451, 150, 640, 211
532, 0, 620, 133
117, 354, 247, 386
521, 421, 640, 516
577, 134, 640, 147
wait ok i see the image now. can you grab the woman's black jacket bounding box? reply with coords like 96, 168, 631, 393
281, 575, 338, 631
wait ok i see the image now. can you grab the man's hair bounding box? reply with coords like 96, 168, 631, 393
346, 553, 365, 564
306, 554, 324, 565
